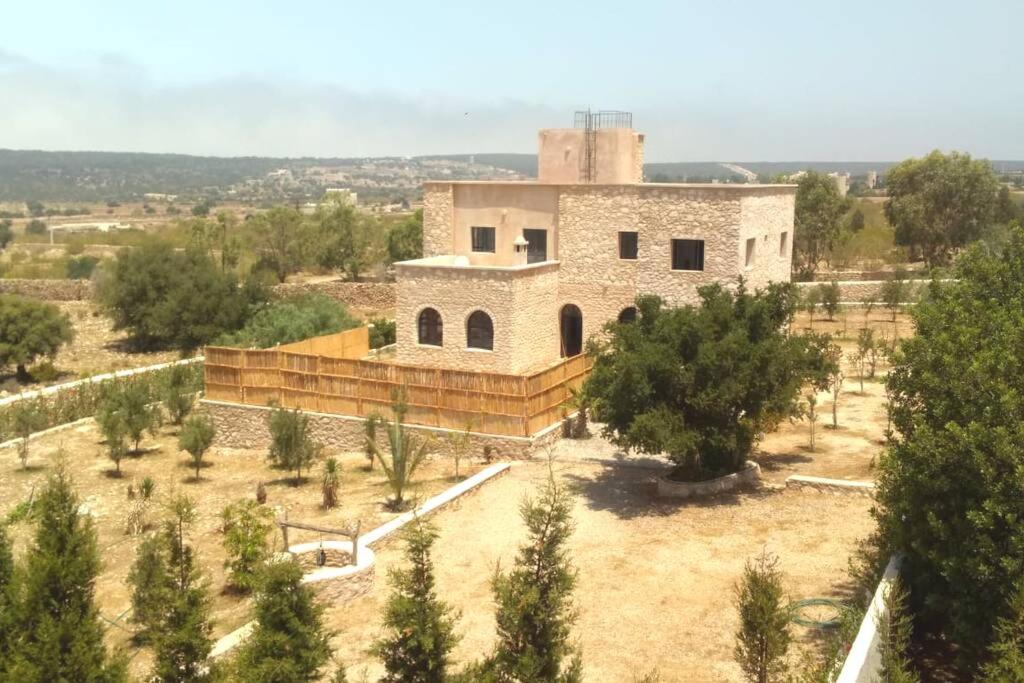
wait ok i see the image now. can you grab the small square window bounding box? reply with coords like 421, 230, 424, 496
779, 231, 788, 257
671, 239, 704, 271
745, 238, 756, 268
618, 231, 638, 260
471, 226, 495, 253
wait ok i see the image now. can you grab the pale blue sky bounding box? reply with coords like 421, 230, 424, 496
1, 0, 1020, 160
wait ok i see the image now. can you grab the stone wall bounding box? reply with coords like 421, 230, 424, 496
271, 280, 395, 310
739, 192, 796, 289
795, 279, 929, 303
0, 278, 95, 301
422, 184, 454, 257
202, 399, 556, 460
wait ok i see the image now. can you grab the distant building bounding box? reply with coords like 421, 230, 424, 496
143, 193, 178, 202
828, 172, 850, 197
324, 188, 357, 205
866, 171, 878, 189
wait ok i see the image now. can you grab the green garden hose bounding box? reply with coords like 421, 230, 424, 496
788, 598, 850, 629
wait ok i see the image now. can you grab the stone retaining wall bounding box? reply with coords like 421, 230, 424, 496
0, 278, 95, 301
795, 279, 929, 303
272, 280, 396, 310
785, 475, 875, 496
202, 399, 560, 460
656, 461, 761, 498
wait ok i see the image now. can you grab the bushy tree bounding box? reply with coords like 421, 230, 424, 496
218, 293, 359, 349
0, 524, 18, 674
0, 219, 12, 251
793, 171, 851, 279
734, 549, 790, 683
880, 272, 908, 323
877, 578, 919, 683
233, 559, 331, 682
885, 151, 999, 266
585, 285, 833, 479
875, 225, 1024, 668
164, 363, 196, 425
100, 240, 264, 351
374, 518, 460, 682
387, 209, 423, 263
151, 494, 216, 683
66, 254, 100, 280
0, 294, 74, 382
483, 471, 582, 682
267, 406, 321, 485
250, 206, 306, 283
25, 218, 47, 234
99, 381, 160, 456
7, 463, 127, 681
179, 413, 216, 480
369, 318, 397, 349
310, 198, 374, 280
818, 281, 840, 321
10, 401, 43, 469
222, 499, 274, 593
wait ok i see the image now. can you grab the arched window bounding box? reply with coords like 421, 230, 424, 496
466, 311, 493, 350
618, 306, 638, 324
417, 308, 443, 346
559, 304, 583, 357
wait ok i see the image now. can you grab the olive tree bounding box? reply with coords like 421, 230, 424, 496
0, 295, 73, 382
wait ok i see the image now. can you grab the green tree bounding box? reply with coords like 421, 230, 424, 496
875, 225, 1024, 668
733, 549, 790, 683
233, 559, 331, 682
25, 218, 47, 234
66, 254, 100, 279
369, 318, 397, 349
982, 579, 1024, 682
127, 532, 172, 643
373, 518, 460, 682
7, 463, 127, 681
585, 285, 833, 479
0, 524, 19, 674
250, 206, 306, 283
387, 209, 424, 263
164, 363, 196, 425
0, 294, 74, 382
819, 281, 840, 321
100, 240, 264, 351
221, 499, 274, 593
217, 293, 359, 349
877, 578, 919, 683
793, 171, 851, 279
10, 401, 43, 469
367, 392, 431, 510
267, 406, 321, 485
99, 381, 159, 455
849, 207, 866, 232
151, 494, 216, 683
884, 151, 999, 266
310, 198, 373, 280
484, 470, 582, 683
880, 272, 908, 323
321, 457, 341, 509
995, 185, 1020, 225
179, 413, 216, 480
0, 219, 13, 250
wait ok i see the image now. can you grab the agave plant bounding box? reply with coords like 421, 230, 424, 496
368, 390, 431, 510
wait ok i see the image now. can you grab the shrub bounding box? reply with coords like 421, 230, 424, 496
367, 392, 430, 510
267, 406, 321, 485
734, 549, 791, 683
98, 381, 160, 455
10, 402, 43, 469
321, 457, 341, 509
162, 363, 195, 425
819, 280, 841, 321
25, 219, 47, 235
0, 294, 74, 382
386, 209, 423, 263
982, 579, 1024, 681
178, 413, 216, 481
368, 318, 396, 349
221, 499, 273, 593
217, 292, 359, 349
880, 271, 908, 322
66, 255, 100, 280
127, 533, 171, 641
585, 285, 833, 480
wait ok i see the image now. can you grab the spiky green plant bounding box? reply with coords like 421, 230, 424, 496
322, 457, 341, 509
368, 390, 431, 510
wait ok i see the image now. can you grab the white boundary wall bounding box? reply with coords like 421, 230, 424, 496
836, 555, 902, 683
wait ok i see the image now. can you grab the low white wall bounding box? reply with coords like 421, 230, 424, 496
836, 555, 902, 683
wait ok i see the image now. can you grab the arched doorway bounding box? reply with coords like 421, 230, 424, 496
560, 304, 583, 357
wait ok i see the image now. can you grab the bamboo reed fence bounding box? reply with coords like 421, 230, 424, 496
204, 327, 592, 437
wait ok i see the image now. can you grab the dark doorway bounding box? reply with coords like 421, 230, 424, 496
523, 229, 548, 264
560, 304, 583, 357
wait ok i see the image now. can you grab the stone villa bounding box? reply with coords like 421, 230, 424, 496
393, 112, 796, 375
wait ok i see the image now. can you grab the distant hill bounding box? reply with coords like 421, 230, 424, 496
418, 153, 538, 177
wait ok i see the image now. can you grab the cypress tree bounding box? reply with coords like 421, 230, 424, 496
487, 472, 582, 682
733, 549, 791, 683
151, 494, 216, 683
127, 532, 173, 642
982, 580, 1024, 682
0, 524, 19, 675
7, 463, 127, 681
877, 578, 919, 683
374, 517, 460, 682
233, 559, 331, 682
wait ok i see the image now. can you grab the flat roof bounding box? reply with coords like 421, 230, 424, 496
423, 180, 797, 191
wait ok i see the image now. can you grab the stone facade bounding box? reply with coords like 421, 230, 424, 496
203, 399, 560, 459
422, 184, 454, 259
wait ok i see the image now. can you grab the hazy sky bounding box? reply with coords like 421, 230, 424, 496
1, 0, 1020, 161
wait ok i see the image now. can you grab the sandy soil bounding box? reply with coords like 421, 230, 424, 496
0, 420, 477, 678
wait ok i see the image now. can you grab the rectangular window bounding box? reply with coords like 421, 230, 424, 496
779, 231, 788, 257
618, 231, 638, 260
471, 226, 495, 253
671, 239, 704, 271
745, 237, 756, 268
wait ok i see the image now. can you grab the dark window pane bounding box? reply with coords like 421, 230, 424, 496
471, 226, 495, 253
417, 308, 443, 346
466, 311, 493, 350
619, 231, 638, 260
671, 239, 705, 271
618, 306, 637, 324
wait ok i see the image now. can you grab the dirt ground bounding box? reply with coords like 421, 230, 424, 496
0, 420, 477, 678
0, 302, 180, 394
